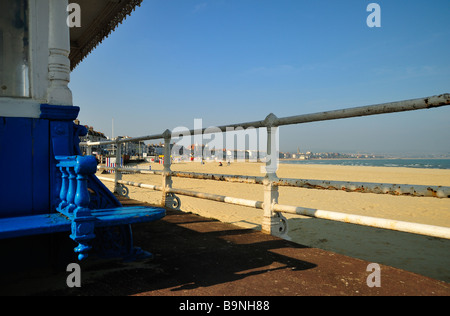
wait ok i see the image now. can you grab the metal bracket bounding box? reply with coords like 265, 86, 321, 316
167, 193, 181, 210
276, 212, 289, 236
116, 184, 129, 198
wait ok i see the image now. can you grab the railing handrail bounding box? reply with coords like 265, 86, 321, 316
97, 175, 450, 240
97, 166, 450, 199
82, 93, 450, 240
80, 93, 450, 147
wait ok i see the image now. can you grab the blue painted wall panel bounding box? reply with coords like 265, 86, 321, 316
0, 118, 33, 218
31, 118, 50, 215
0, 117, 51, 218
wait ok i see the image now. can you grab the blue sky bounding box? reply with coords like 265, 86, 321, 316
70, 0, 450, 155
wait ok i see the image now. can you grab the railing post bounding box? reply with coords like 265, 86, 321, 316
262, 114, 288, 237
161, 129, 174, 208
113, 140, 122, 194
85, 145, 92, 156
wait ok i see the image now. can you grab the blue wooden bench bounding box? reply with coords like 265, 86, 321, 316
0, 155, 165, 261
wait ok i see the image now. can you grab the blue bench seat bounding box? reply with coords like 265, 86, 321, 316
0, 206, 165, 240
0, 154, 166, 260
0, 213, 71, 239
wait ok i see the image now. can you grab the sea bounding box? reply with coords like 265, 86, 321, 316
280, 158, 450, 170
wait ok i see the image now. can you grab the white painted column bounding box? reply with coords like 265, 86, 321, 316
113, 141, 122, 194
262, 114, 288, 237
161, 129, 174, 208
47, 0, 72, 106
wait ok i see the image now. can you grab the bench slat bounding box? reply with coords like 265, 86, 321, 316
92, 206, 166, 227
0, 207, 165, 240
0, 213, 71, 239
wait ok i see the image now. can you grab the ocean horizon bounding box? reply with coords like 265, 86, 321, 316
280, 158, 450, 170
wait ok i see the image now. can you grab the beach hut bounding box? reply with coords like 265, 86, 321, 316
0, 0, 164, 264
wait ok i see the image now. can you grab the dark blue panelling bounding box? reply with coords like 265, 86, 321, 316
32, 118, 50, 215
0, 117, 51, 218
0, 118, 33, 218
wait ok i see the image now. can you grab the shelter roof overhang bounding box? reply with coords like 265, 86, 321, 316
69, 0, 142, 71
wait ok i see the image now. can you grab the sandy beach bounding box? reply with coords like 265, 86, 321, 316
97, 161, 450, 282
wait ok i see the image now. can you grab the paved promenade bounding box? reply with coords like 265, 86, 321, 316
2, 197, 449, 296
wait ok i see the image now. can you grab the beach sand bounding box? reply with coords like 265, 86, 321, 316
97, 161, 450, 282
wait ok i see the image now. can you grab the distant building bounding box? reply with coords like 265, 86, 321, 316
148, 144, 164, 156
76, 120, 108, 155
118, 136, 147, 157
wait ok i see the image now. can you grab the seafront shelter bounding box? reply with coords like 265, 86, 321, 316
0, 0, 164, 264
1, 1, 450, 296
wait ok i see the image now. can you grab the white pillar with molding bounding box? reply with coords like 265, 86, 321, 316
47, 0, 72, 106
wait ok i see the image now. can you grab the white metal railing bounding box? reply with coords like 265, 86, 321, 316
99, 167, 450, 198
81, 93, 450, 240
